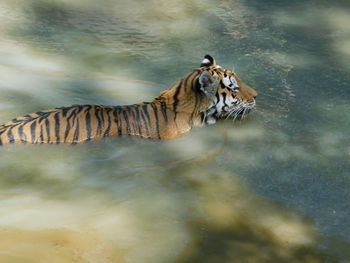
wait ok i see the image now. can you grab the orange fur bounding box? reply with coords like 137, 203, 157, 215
0, 56, 257, 145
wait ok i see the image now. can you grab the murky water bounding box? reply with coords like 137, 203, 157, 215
0, 0, 350, 262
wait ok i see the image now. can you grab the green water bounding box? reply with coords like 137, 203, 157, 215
0, 0, 350, 262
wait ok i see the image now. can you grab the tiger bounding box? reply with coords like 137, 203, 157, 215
0, 55, 257, 145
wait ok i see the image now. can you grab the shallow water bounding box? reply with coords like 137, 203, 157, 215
0, 0, 350, 262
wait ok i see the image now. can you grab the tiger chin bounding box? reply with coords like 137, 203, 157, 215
0, 55, 257, 145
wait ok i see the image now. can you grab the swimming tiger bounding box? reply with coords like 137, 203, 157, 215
0, 55, 257, 145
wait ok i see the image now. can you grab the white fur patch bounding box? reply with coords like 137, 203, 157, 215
202, 58, 210, 64
206, 117, 216, 125
222, 75, 239, 89
226, 96, 239, 105
215, 94, 225, 113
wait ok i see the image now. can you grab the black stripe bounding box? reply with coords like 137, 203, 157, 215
94, 106, 102, 136
67, 107, 78, 123
75, 105, 84, 117
18, 125, 26, 143
150, 103, 161, 139
126, 106, 137, 135
134, 106, 143, 137
72, 118, 80, 144
38, 115, 48, 124
189, 93, 200, 127
142, 104, 152, 129
64, 121, 71, 142
69, 106, 82, 141
11, 118, 21, 123
0, 127, 6, 145
189, 75, 201, 126
173, 71, 199, 121
99, 106, 105, 135
215, 93, 220, 104
35, 111, 48, 116
140, 110, 150, 138
160, 100, 168, 123
100, 107, 105, 124
103, 108, 112, 137
30, 121, 37, 143
45, 119, 50, 143
113, 107, 122, 136
192, 76, 201, 92
122, 109, 131, 136
185, 70, 199, 93
61, 107, 70, 117
7, 128, 14, 144
172, 82, 182, 120
54, 112, 60, 144
64, 107, 77, 142
222, 93, 228, 107
40, 125, 44, 144
85, 106, 92, 141
23, 114, 33, 120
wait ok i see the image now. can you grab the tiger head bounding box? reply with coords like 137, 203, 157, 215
158, 55, 257, 128
198, 54, 257, 125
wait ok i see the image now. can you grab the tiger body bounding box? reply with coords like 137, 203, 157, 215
0, 55, 257, 145
0, 102, 193, 145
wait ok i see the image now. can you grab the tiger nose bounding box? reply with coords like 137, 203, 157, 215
252, 90, 258, 99
247, 93, 257, 103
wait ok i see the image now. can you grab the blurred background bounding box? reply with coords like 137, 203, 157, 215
0, 0, 349, 262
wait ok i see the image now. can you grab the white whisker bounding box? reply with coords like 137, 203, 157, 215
227, 106, 242, 120
232, 107, 244, 122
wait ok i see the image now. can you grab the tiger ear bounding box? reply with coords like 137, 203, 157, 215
198, 71, 219, 97
200, 54, 217, 67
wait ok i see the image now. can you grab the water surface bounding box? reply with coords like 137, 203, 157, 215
0, 0, 349, 262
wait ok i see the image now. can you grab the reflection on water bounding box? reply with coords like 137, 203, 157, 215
0, 0, 350, 262
0, 145, 324, 263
